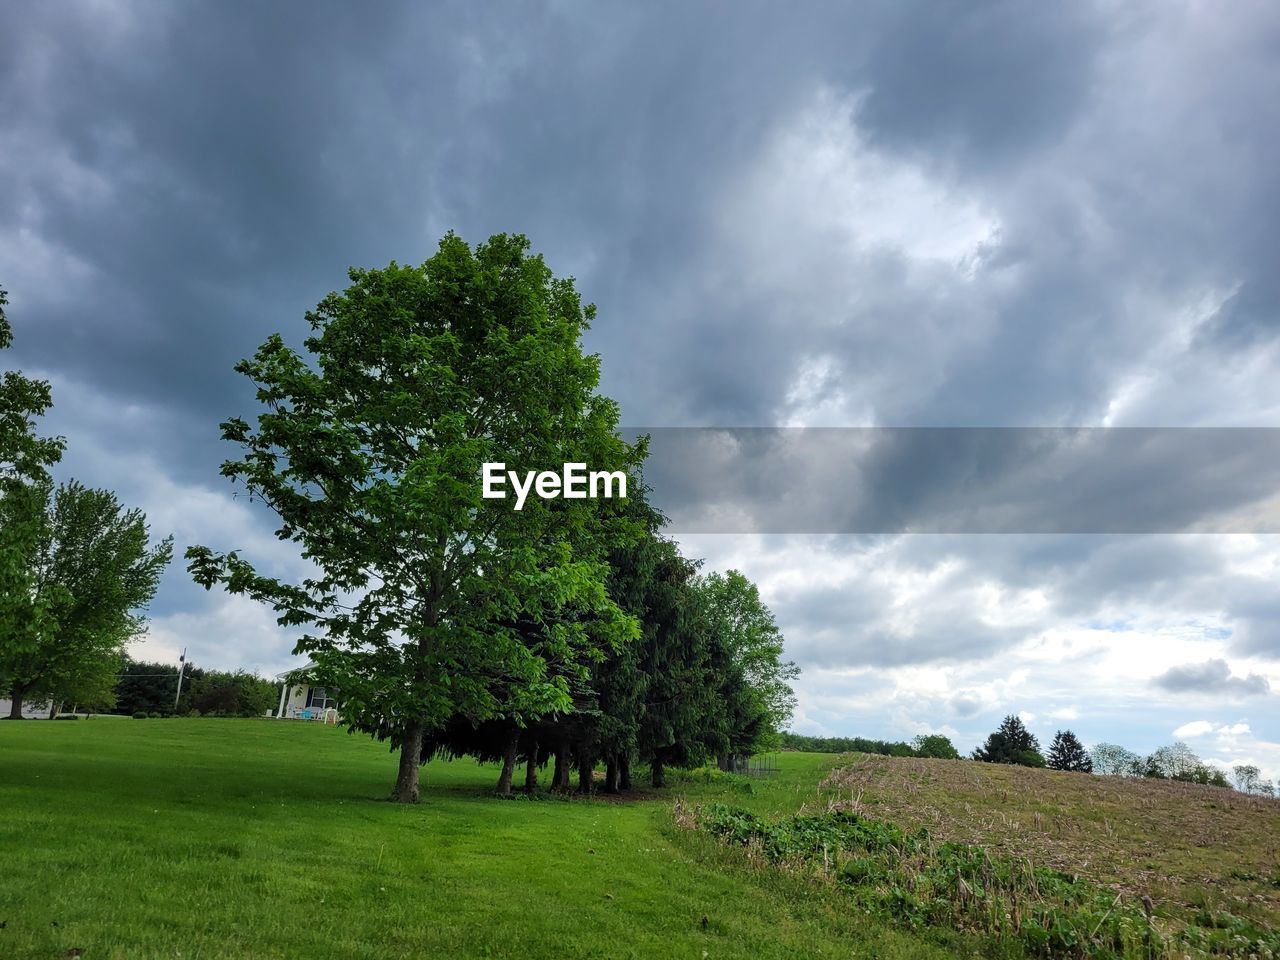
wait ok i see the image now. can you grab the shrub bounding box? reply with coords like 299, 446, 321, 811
132, 711, 148, 719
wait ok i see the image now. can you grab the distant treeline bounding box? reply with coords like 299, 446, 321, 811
786, 716, 1277, 798
111, 660, 278, 718
780, 731, 961, 759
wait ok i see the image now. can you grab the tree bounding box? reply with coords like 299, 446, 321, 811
1090, 742, 1141, 776
1, 481, 172, 717
1046, 730, 1093, 772
0, 287, 67, 715
1232, 764, 1276, 797
187, 669, 278, 717
972, 714, 1044, 767
0, 289, 64, 487
699, 569, 798, 765
188, 234, 641, 802
912, 733, 961, 759
115, 659, 185, 716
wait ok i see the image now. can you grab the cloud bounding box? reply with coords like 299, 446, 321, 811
1153, 659, 1271, 697
1173, 720, 1215, 738
2, 1, 1280, 764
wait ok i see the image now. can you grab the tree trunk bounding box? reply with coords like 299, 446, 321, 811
7, 684, 27, 720
552, 745, 570, 792
604, 756, 620, 794
619, 753, 632, 791
524, 743, 539, 794
718, 753, 731, 772
651, 757, 666, 788
496, 728, 520, 796
577, 752, 593, 794
391, 718, 425, 803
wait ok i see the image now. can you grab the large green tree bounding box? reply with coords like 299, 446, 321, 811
188, 233, 641, 802
1, 480, 172, 717
1, 288, 64, 715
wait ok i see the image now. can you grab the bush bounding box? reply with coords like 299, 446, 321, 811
148, 711, 162, 719
132, 711, 148, 719
52, 714, 80, 720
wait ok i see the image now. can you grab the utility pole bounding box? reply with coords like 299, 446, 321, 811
174, 647, 187, 711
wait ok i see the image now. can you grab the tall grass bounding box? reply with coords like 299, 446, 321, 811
689, 802, 1279, 959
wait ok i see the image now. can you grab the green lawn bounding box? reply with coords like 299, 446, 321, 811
0, 719, 970, 960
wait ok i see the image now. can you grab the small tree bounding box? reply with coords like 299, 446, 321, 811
972, 714, 1044, 767
1046, 730, 1093, 772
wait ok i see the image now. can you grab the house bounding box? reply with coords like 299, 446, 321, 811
274, 663, 340, 722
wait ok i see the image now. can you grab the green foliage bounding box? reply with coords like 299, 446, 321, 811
1048, 730, 1093, 772
697, 803, 1280, 958
973, 715, 1045, 767
912, 734, 961, 760
0, 288, 65, 489
186, 669, 277, 717
114, 660, 182, 715
0, 480, 171, 714
780, 732, 960, 760
698, 569, 798, 747
0, 287, 67, 711
186, 234, 642, 799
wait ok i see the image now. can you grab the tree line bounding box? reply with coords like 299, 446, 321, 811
779, 731, 962, 759
174, 233, 797, 800
2, 239, 800, 799
786, 715, 1276, 798
112, 659, 279, 718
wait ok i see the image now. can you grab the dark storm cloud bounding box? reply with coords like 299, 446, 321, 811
638, 427, 1280, 533
1152, 659, 1271, 697
4, 0, 1280, 703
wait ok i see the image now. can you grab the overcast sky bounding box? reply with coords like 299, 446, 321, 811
3, 1, 1278, 777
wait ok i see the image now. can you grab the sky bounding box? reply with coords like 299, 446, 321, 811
3, 0, 1279, 777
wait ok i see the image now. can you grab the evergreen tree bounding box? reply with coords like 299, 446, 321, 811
972, 714, 1044, 767
1046, 729, 1093, 772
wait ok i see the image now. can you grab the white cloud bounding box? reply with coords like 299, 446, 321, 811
1173, 720, 1215, 738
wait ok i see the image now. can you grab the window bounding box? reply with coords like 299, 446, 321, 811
305, 687, 337, 710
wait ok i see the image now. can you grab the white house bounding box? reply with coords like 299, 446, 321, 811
274, 663, 340, 722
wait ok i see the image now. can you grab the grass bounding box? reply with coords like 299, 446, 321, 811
0, 719, 973, 960
816, 754, 1280, 934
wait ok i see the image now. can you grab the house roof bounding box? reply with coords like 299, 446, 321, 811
273, 661, 317, 682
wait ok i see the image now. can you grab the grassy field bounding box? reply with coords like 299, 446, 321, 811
0, 719, 978, 960
817, 755, 1280, 932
